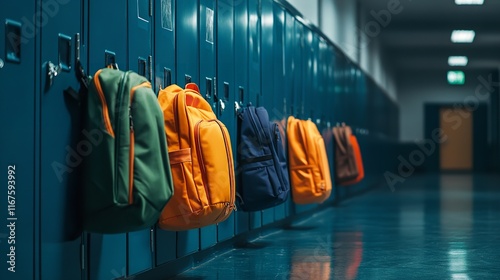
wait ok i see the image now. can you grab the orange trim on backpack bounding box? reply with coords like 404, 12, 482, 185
94, 70, 115, 137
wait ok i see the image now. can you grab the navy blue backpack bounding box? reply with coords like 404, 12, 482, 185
236, 106, 290, 211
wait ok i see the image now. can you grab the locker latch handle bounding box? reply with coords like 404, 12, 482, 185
47, 61, 62, 89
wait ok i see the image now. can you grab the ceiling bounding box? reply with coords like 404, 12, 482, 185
359, 0, 500, 73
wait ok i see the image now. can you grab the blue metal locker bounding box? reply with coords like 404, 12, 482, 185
333, 51, 344, 123
234, 0, 250, 235
154, 0, 177, 265
88, 234, 128, 280
247, 0, 262, 230
176, 0, 200, 257
86, 1, 128, 278
272, 3, 286, 222
199, 0, 218, 249
0, 1, 36, 279
216, 0, 236, 242
39, 0, 85, 278
332, 48, 341, 122
260, 0, 274, 226
283, 11, 296, 218
127, 0, 155, 275
324, 43, 337, 204
289, 19, 304, 215
346, 61, 356, 125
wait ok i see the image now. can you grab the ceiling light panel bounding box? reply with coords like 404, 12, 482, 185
455, 0, 484, 5
448, 56, 469, 66
451, 30, 475, 43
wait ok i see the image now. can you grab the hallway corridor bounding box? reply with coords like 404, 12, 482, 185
171, 174, 500, 279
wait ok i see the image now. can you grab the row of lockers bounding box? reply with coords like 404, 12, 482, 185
0, 0, 398, 279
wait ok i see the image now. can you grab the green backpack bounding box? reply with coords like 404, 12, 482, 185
81, 67, 173, 233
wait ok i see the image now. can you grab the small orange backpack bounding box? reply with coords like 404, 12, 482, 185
157, 83, 236, 231
287, 116, 332, 204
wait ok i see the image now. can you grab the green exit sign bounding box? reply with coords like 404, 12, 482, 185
447, 71, 465, 85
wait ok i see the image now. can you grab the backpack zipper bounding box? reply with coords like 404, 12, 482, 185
194, 120, 211, 203
128, 81, 152, 204
216, 120, 236, 221
218, 120, 236, 215
93, 70, 115, 137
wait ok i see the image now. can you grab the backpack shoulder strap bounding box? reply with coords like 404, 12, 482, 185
333, 127, 347, 154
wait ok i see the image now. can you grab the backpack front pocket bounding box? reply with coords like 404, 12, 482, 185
239, 159, 282, 208
194, 119, 234, 206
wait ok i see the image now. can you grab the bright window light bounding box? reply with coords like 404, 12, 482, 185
448, 71, 466, 85
448, 56, 468, 66
455, 0, 484, 5
451, 30, 475, 43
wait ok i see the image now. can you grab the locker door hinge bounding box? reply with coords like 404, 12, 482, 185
213, 77, 217, 100
148, 55, 153, 82
149, 0, 153, 17
150, 227, 155, 253
150, 227, 156, 268
80, 243, 85, 270
75, 33, 80, 62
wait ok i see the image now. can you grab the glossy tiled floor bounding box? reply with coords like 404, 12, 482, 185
172, 174, 500, 279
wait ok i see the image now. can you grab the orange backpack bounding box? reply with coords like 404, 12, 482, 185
157, 83, 236, 231
339, 135, 364, 186
287, 116, 332, 204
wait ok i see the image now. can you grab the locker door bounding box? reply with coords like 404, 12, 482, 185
247, 0, 262, 230
345, 61, 355, 125
334, 50, 345, 123
234, 0, 250, 235
283, 11, 296, 218
292, 20, 307, 117
0, 1, 36, 279
39, 0, 84, 279
295, 27, 315, 213
216, 0, 236, 242
86, 1, 128, 278
272, 4, 286, 222
324, 44, 336, 204
317, 38, 327, 129
289, 20, 303, 214
260, 0, 274, 226
199, 0, 217, 249
176, 0, 200, 257
127, 0, 154, 275
154, 0, 177, 266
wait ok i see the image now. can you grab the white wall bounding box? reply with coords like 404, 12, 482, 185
358, 3, 397, 101
319, 0, 358, 63
398, 69, 494, 141
287, 0, 397, 101
286, 0, 319, 26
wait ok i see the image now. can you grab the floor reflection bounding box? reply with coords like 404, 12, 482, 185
440, 175, 473, 280
170, 174, 500, 280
